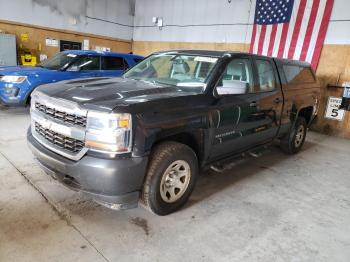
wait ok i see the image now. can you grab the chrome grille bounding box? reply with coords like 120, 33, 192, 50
35, 102, 87, 127
35, 122, 84, 153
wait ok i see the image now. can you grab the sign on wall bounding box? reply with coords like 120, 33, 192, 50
45, 38, 59, 47
325, 96, 345, 121
83, 39, 90, 50
20, 33, 29, 42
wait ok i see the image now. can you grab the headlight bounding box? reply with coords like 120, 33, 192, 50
85, 111, 132, 153
1, 75, 27, 83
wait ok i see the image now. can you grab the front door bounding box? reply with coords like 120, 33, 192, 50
209, 56, 283, 160
66, 55, 102, 78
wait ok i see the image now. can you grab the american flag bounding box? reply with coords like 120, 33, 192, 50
249, 0, 334, 69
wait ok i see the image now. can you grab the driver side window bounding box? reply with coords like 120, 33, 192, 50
217, 58, 254, 94
69, 56, 100, 71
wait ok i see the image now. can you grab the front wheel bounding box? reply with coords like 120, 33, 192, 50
141, 142, 198, 216
280, 117, 307, 154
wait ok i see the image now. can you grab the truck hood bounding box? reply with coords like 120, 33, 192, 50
35, 77, 200, 112
0, 66, 52, 77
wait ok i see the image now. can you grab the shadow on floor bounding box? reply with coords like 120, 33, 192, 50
187, 141, 318, 209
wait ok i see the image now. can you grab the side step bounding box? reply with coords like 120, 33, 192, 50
210, 145, 270, 173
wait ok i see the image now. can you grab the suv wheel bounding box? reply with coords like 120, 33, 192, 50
141, 141, 198, 216
280, 117, 307, 154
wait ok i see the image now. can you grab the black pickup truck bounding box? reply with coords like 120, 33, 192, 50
27, 50, 320, 215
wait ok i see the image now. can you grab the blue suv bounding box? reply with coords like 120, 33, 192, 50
0, 50, 144, 106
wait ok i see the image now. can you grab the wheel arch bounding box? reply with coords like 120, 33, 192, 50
152, 131, 203, 165
296, 106, 314, 126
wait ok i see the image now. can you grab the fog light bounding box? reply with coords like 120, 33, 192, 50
4, 87, 20, 97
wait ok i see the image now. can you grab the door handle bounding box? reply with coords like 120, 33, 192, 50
250, 101, 257, 107
274, 98, 282, 104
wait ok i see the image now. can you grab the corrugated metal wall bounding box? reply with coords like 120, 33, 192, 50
133, 0, 350, 45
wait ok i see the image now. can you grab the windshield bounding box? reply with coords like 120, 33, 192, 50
123, 53, 218, 93
40, 52, 79, 70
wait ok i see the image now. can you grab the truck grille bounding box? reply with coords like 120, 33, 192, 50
35, 102, 87, 127
35, 122, 84, 153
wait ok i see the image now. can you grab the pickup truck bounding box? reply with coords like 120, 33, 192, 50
27, 50, 320, 215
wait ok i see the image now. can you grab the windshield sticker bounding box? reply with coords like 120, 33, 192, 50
194, 57, 218, 63
67, 54, 77, 58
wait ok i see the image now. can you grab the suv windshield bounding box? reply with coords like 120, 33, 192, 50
40, 52, 79, 70
123, 53, 218, 93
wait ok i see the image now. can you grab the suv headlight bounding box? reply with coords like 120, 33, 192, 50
85, 111, 132, 153
1, 75, 27, 83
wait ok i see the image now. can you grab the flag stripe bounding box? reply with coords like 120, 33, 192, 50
288, 0, 307, 59
278, 23, 289, 58
272, 23, 284, 57
258, 25, 267, 55
267, 24, 278, 56
311, 0, 334, 69
306, 0, 327, 63
284, 0, 302, 58
253, 25, 261, 54
249, 24, 257, 54
300, 0, 321, 61
263, 25, 272, 56
293, 0, 313, 60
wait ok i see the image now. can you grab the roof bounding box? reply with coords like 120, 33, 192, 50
273, 57, 311, 67
61, 50, 143, 58
154, 49, 311, 66
155, 49, 230, 57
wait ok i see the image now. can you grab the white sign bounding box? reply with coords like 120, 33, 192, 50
95, 46, 111, 52
343, 82, 350, 98
45, 38, 59, 47
325, 96, 345, 121
39, 54, 48, 62
83, 39, 89, 50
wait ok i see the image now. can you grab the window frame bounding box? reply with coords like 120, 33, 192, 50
282, 64, 316, 85
133, 58, 143, 65
252, 58, 279, 93
67, 55, 101, 71
214, 56, 256, 95
102, 56, 129, 71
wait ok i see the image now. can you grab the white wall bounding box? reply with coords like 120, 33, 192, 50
325, 0, 350, 44
133, 0, 254, 43
1, 0, 349, 44
0, 0, 134, 40
133, 0, 350, 45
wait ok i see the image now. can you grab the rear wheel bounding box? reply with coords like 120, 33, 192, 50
280, 117, 307, 154
141, 141, 198, 216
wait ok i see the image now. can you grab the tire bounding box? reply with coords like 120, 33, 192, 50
141, 141, 198, 216
280, 117, 307, 154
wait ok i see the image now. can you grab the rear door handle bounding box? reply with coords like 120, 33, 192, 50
274, 98, 282, 104
250, 101, 257, 107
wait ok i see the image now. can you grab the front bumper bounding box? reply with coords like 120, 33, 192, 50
27, 129, 148, 210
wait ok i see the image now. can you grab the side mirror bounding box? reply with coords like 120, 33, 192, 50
67, 65, 81, 72
216, 80, 249, 95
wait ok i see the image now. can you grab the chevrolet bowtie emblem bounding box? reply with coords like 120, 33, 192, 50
41, 119, 52, 130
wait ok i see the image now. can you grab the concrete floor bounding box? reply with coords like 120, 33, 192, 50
0, 105, 350, 262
